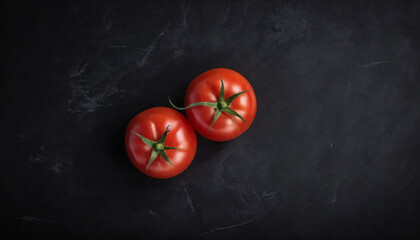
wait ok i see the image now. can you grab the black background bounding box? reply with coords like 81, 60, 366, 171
1, 0, 420, 239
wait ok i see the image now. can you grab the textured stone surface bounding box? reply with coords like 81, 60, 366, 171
1, 0, 420, 239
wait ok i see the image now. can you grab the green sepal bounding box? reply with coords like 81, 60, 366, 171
218, 75, 225, 102
208, 109, 222, 131
146, 149, 159, 170
159, 150, 174, 167
225, 90, 249, 106
130, 130, 157, 147
158, 125, 171, 144
223, 107, 246, 123
164, 146, 181, 150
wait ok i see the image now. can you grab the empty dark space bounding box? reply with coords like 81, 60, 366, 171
1, 0, 420, 239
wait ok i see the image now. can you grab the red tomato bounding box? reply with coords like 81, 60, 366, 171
170, 68, 257, 141
125, 107, 197, 179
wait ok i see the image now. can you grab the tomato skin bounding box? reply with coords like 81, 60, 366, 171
125, 107, 197, 179
184, 68, 257, 141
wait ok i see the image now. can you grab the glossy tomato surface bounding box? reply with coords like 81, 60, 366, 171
125, 107, 197, 179
185, 68, 257, 141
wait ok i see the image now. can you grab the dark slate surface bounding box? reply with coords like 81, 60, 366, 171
1, 0, 420, 239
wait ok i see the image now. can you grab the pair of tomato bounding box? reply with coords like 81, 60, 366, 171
125, 68, 257, 179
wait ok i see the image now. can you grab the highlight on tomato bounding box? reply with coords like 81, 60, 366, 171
169, 68, 257, 141
125, 107, 197, 179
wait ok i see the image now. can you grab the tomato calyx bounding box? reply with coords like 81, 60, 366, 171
218, 101, 227, 109
130, 125, 181, 170
169, 75, 249, 131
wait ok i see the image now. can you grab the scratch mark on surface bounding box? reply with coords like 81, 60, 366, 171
360, 60, 391, 68
106, 45, 147, 51
148, 210, 157, 216
328, 191, 338, 204
200, 219, 255, 236
51, 162, 64, 174
261, 191, 276, 200
179, 0, 190, 29
239, 192, 249, 206
68, 84, 122, 113
69, 63, 88, 78
403, 174, 417, 187
29, 146, 46, 162
329, 141, 334, 151
173, 49, 185, 58
252, 184, 276, 201
252, 184, 261, 201
104, 19, 114, 31
184, 187, 195, 213
326, 182, 339, 204
222, 1, 230, 24
347, 81, 352, 95
21, 215, 56, 223
137, 24, 169, 68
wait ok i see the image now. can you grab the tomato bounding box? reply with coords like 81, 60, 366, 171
125, 107, 197, 179
170, 68, 257, 141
